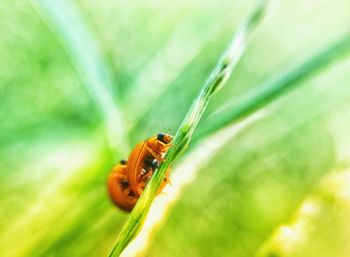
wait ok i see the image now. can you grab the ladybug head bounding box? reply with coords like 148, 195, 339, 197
157, 133, 173, 145
148, 133, 173, 153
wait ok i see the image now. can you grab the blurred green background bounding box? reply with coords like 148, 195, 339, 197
1, 0, 350, 256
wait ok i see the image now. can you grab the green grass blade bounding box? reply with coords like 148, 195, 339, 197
108, 2, 269, 256
32, 0, 129, 155
194, 31, 350, 142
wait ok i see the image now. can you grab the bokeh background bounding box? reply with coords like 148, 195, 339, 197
1, 0, 350, 256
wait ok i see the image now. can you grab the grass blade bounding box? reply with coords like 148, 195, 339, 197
33, 0, 129, 155
194, 31, 350, 142
108, 2, 269, 256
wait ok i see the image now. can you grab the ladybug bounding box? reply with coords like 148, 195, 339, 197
107, 160, 137, 212
127, 133, 173, 196
107, 133, 173, 211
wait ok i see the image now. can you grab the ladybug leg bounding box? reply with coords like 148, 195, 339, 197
140, 168, 149, 176
164, 176, 172, 186
157, 168, 171, 194
163, 169, 172, 186
139, 169, 152, 185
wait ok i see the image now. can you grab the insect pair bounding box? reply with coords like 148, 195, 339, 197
107, 133, 173, 211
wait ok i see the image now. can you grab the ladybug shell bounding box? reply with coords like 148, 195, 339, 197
107, 164, 137, 212
127, 135, 172, 197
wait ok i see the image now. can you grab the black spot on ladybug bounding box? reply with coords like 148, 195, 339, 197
120, 179, 129, 189
128, 190, 137, 197
144, 155, 159, 169
157, 133, 166, 143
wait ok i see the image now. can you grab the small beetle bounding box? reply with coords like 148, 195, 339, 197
107, 133, 173, 212
107, 160, 138, 212
127, 133, 173, 196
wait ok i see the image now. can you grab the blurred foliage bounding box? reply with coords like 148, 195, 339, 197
0, 0, 350, 257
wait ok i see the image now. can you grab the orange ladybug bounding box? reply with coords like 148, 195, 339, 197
127, 133, 173, 196
107, 133, 173, 212
107, 160, 138, 212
